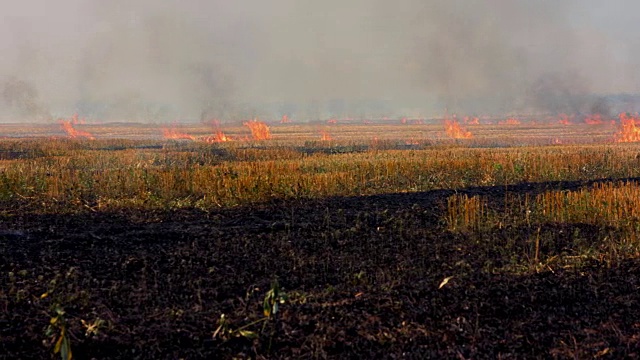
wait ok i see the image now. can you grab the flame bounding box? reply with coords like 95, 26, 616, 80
584, 114, 605, 125
59, 115, 95, 139
280, 115, 290, 123
162, 128, 196, 141
202, 130, 232, 143
215, 130, 231, 142
243, 119, 272, 140
444, 119, 473, 139
499, 117, 520, 125
615, 113, 640, 142
558, 113, 572, 125
463, 116, 480, 125
319, 130, 332, 141
327, 118, 337, 124
69, 113, 86, 125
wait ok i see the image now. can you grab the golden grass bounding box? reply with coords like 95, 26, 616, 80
0, 120, 639, 212
445, 181, 640, 268
2, 139, 640, 212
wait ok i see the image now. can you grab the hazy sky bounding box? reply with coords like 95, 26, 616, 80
1, 0, 639, 121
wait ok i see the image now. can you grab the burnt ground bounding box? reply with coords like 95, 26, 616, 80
1, 179, 640, 359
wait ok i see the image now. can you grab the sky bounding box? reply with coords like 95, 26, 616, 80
1, 0, 639, 121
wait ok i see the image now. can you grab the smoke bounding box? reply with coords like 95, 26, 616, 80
1, 0, 639, 122
2, 77, 50, 119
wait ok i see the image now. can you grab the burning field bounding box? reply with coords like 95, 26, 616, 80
7, 0, 640, 357
2, 116, 640, 359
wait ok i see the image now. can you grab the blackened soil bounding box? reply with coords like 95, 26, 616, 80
2, 179, 640, 359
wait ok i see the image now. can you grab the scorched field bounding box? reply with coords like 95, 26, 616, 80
2, 116, 640, 359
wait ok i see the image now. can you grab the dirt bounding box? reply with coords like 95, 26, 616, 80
1, 180, 640, 359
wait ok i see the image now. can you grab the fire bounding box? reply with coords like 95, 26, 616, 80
584, 114, 604, 125
327, 119, 337, 124
243, 119, 272, 140
615, 113, 640, 142
162, 128, 196, 141
59, 115, 95, 140
69, 113, 86, 125
202, 130, 232, 143
319, 130, 332, 141
444, 119, 473, 139
280, 115, 290, 123
214, 130, 231, 142
463, 116, 480, 125
558, 113, 572, 125
499, 117, 520, 125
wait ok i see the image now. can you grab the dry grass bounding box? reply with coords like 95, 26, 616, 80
445, 180, 640, 270
2, 136, 640, 213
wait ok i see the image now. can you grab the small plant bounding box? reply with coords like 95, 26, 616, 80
45, 305, 72, 360
42, 288, 104, 360
263, 278, 287, 319
213, 278, 288, 342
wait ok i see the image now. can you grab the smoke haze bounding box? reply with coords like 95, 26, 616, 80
1, 0, 639, 121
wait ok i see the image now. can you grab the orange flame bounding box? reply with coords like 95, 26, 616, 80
327, 119, 337, 124
162, 128, 196, 141
615, 113, 640, 142
243, 119, 272, 140
584, 114, 604, 125
444, 120, 473, 139
499, 117, 520, 125
202, 130, 232, 143
463, 116, 480, 125
558, 113, 572, 125
320, 130, 332, 141
59, 115, 95, 139
69, 113, 86, 125
280, 115, 290, 123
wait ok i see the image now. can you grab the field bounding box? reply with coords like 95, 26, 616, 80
2, 119, 640, 359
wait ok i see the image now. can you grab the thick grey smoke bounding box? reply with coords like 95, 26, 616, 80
1, 0, 639, 121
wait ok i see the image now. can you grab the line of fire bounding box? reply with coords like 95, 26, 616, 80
46, 112, 640, 144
